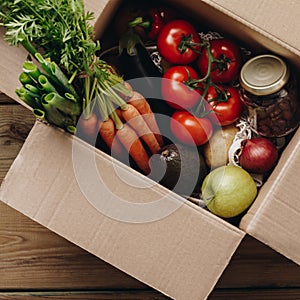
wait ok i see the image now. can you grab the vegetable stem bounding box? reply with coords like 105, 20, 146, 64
50, 61, 79, 100
38, 75, 58, 93
102, 81, 128, 110
23, 61, 42, 81
21, 39, 38, 56
109, 109, 123, 130
43, 92, 80, 116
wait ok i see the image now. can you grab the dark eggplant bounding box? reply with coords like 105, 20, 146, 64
117, 30, 174, 117
119, 43, 162, 80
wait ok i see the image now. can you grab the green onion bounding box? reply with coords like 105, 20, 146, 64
38, 74, 58, 94
15, 86, 39, 109
43, 92, 81, 116
22, 61, 42, 81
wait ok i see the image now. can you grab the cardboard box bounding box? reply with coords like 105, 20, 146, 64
0, 0, 299, 299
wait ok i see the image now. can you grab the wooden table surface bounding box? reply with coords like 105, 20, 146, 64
1, 92, 300, 300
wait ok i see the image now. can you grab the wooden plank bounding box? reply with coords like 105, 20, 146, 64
1, 288, 300, 300
0, 92, 16, 104
210, 288, 300, 300
218, 235, 300, 288
0, 291, 168, 299
0, 104, 35, 182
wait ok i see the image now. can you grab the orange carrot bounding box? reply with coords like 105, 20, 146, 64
120, 103, 161, 154
98, 117, 124, 158
77, 112, 98, 140
116, 123, 151, 175
115, 108, 125, 123
127, 91, 163, 147
124, 81, 133, 92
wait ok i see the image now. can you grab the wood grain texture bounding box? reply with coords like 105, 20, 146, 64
0, 291, 168, 299
1, 94, 300, 300
218, 237, 300, 289
0, 103, 35, 181
0, 92, 15, 104
1, 289, 300, 300
0, 289, 300, 300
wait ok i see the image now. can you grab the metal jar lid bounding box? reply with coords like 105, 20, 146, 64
240, 54, 290, 96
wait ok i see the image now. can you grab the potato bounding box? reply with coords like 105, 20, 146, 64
203, 124, 239, 169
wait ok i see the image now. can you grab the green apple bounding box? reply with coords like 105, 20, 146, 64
201, 165, 257, 218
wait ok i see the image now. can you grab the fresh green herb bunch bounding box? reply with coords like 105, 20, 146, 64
0, 0, 132, 134
0, 0, 100, 77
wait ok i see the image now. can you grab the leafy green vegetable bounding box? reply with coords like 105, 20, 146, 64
0, 0, 133, 133
0, 0, 99, 76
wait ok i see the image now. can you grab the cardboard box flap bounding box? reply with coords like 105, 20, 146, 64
240, 129, 300, 265
0, 121, 244, 300
207, 0, 300, 56
167, 0, 300, 67
84, 0, 120, 40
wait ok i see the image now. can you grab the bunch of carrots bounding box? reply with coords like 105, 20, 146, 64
78, 77, 163, 175
0, 0, 163, 175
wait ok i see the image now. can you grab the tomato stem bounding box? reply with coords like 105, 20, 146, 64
213, 53, 232, 73
177, 39, 231, 119
178, 33, 204, 54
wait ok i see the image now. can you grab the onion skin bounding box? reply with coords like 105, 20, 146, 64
239, 137, 278, 174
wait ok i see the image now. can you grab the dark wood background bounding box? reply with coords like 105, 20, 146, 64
1, 92, 300, 299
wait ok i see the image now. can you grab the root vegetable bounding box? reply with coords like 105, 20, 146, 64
116, 122, 151, 175
98, 117, 124, 157
120, 103, 161, 154
239, 137, 278, 174
77, 112, 99, 141
127, 91, 163, 146
203, 124, 239, 169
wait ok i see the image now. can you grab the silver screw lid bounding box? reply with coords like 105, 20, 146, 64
240, 54, 289, 96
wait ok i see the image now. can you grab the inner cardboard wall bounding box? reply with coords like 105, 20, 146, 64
95, 0, 300, 87
165, 0, 300, 67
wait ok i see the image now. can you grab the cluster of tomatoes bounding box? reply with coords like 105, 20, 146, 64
115, 2, 245, 147
155, 19, 244, 146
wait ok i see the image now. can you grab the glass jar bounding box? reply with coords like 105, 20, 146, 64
239, 54, 300, 138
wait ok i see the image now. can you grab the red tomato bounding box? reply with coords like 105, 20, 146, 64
157, 19, 201, 65
162, 66, 202, 110
147, 6, 180, 40
197, 39, 242, 83
170, 111, 213, 146
206, 85, 243, 126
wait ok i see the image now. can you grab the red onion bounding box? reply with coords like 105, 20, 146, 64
239, 137, 278, 174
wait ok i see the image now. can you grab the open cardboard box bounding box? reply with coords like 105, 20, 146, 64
0, 0, 300, 299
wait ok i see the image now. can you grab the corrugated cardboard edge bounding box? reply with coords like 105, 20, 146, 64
194, 0, 300, 66
0, 121, 245, 300
240, 128, 300, 265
